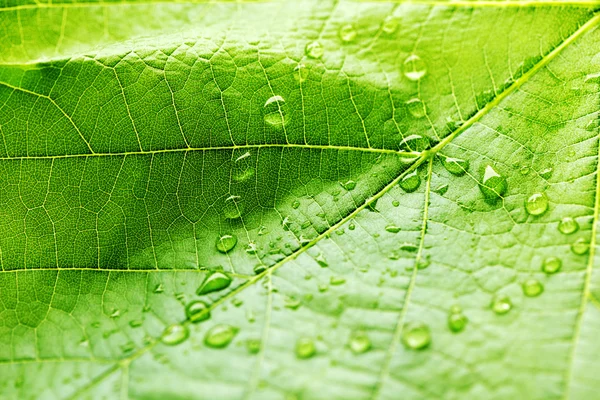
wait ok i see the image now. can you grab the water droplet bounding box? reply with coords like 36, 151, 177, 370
223, 195, 244, 219
339, 24, 357, 42
385, 224, 401, 233
340, 180, 357, 191
571, 238, 590, 255
406, 98, 426, 118
295, 337, 316, 359
292, 200, 300, 209
520, 166, 530, 175
392, 200, 400, 207
246, 339, 261, 354
539, 167, 553, 179
479, 165, 507, 203
382, 16, 399, 34
586, 119, 599, 131
525, 192, 548, 216
245, 242, 257, 255
330, 276, 346, 286
284, 297, 302, 310
264, 95, 289, 128
416, 255, 431, 269
204, 324, 238, 348
216, 234, 238, 253
558, 217, 579, 235
542, 257, 562, 274
294, 63, 309, 83
282, 216, 292, 231
161, 324, 189, 346
440, 155, 469, 176
305, 41, 324, 59
403, 54, 426, 81
400, 134, 429, 152
585, 72, 600, 83
348, 222, 356, 230
154, 283, 164, 293
349, 331, 371, 354
448, 307, 468, 333
315, 253, 328, 268
401, 322, 431, 350
400, 242, 418, 252
522, 279, 544, 297
129, 319, 143, 328
434, 184, 449, 196
197, 271, 232, 295
491, 294, 512, 315
399, 170, 421, 193
186, 300, 211, 323
367, 198, 378, 212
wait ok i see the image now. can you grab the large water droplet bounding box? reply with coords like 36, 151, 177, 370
216, 234, 238, 254
204, 324, 238, 348
571, 238, 589, 255
479, 165, 507, 203
399, 170, 421, 193
440, 155, 469, 176
295, 337, 316, 359
402, 322, 431, 350
539, 167, 553, 180
403, 54, 426, 81
400, 134, 429, 152
558, 217, 579, 235
186, 300, 211, 323
161, 324, 189, 346
522, 279, 544, 297
223, 195, 244, 219
339, 24, 357, 42
448, 306, 468, 333
491, 294, 512, 315
294, 63, 309, 83
197, 271, 232, 295
246, 338, 261, 354
382, 16, 399, 34
525, 192, 548, 216
349, 330, 371, 354
264, 95, 289, 128
305, 41, 324, 59
406, 98, 426, 118
385, 224, 401, 233
542, 257, 562, 274
340, 180, 357, 191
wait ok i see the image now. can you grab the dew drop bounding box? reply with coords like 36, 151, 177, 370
539, 167, 553, 180
223, 195, 244, 219
340, 180, 357, 191
233, 167, 255, 183
585, 72, 600, 83
264, 95, 289, 129
349, 330, 371, 354
204, 324, 238, 348
305, 41, 324, 59
185, 300, 211, 323
254, 264, 267, 274
382, 16, 399, 34
294, 63, 309, 83
571, 238, 590, 255
129, 319, 143, 328
400, 134, 430, 152
448, 307, 468, 333
197, 271, 232, 295
161, 324, 189, 346
491, 294, 512, 315
406, 98, 426, 118
154, 283, 164, 293
403, 54, 426, 81
434, 184, 449, 196
479, 165, 507, 203
525, 192, 548, 216
392, 200, 400, 207
295, 337, 316, 359
385, 224, 401, 233
246, 339, 261, 354
315, 253, 329, 268
216, 234, 237, 253
542, 257, 562, 274
402, 322, 431, 350
558, 217, 579, 235
522, 279, 544, 297
339, 24, 357, 42
440, 155, 469, 176
520, 166, 530, 175
586, 119, 600, 131
330, 276, 346, 286
399, 170, 421, 193
292, 200, 301, 209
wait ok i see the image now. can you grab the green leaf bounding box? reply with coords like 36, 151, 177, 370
1, 1, 600, 399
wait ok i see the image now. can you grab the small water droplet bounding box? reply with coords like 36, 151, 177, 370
295, 337, 316, 359
305, 41, 324, 59
400, 242, 418, 252
416, 255, 431, 269
294, 63, 309, 83
392, 200, 400, 207
253, 264, 267, 275
586, 119, 599, 131
284, 297, 302, 310
403, 54, 426, 81
282, 216, 292, 231
401, 322, 431, 350
330, 276, 346, 286
129, 319, 143, 328
406, 98, 426, 118
400, 134, 429, 152
542, 257, 562, 274
292, 200, 300, 209
340, 180, 357, 191
584, 72, 600, 83
315, 253, 328, 268
571, 238, 589, 255
348, 222, 356, 230
440, 155, 469, 176
264, 95, 289, 129
520, 166, 530, 175
349, 330, 371, 354
154, 283, 164, 293
216, 234, 237, 254
223, 195, 244, 219
161, 324, 189, 346
539, 167, 553, 179
434, 184, 449, 196
339, 24, 357, 42
448, 307, 468, 333
525, 192, 548, 216
197, 271, 232, 295
367, 198, 378, 212
399, 170, 421, 193
186, 300, 211, 323
245, 242, 258, 255
522, 279, 544, 297
204, 324, 238, 348
479, 165, 507, 203
491, 294, 512, 315
385, 224, 401, 233
382, 16, 399, 34
558, 217, 579, 235
246, 338, 261, 354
